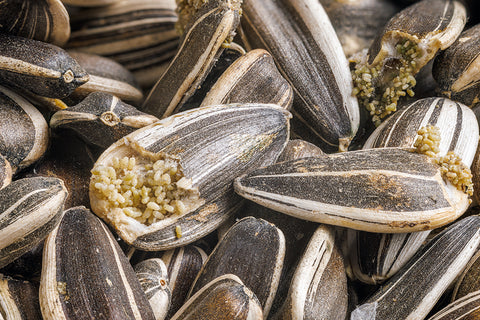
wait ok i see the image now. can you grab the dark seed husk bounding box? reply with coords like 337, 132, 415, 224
142, 0, 242, 118
66, 51, 144, 105
234, 148, 469, 233
50, 92, 159, 149
40, 206, 156, 320
433, 24, 480, 109
276, 139, 325, 163
134, 258, 171, 320
452, 247, 480, 301
0, 275, 42, 320
188, 216, 285, 318
171, 274, 263, 320
90, 104, 290, 250
0, 85, 49, 173
0, 177, 67, 269
351, 215, 480, 320
201, 49, 293, 110
66, 0, 179, 88
0, 33, 89, 99
62, 0, 121, 6
0, 0, 70, 46
241, 0, 360, 152
428, 290, 480, 320
275, 224, 347, 320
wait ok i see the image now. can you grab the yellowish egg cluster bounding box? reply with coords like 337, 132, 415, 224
351, 39, 421, 126
91, 156, 201, 225
414, 125, 441, 158
436, 152, 474, 196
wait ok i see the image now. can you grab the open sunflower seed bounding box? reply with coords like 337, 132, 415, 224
276, 224, 348, 320
142, 0, 242, 118
0, 0, 70, 47
200, 49, 293, 110
0, 85, 49, 173
50, 92, 159, 149
241, 0, 360, 152
134, 258, 171, 320
351, 215, 480, 320
350, 0, 467, 126
40, 206, 156, 320
89, 104, 290, 250
433, 23, 480, 109
0, 177, 67, 269
0, 33, 89, 99
234, 148, 470, 233
171, 274, 263, 320
188, 216, 285, 318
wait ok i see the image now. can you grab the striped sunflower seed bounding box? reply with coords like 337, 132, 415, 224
62, 0, 122, 6
200, 49, 293, 110
89, 104, 290, 250
234, 148, 470, 233
0, 177, 67, 269
66, 0, 179, 88
0, 85, 49, 173
0, 33, 89, 99
171, 274, 263, 320
451, 247, 480, 301
134, 258, 172, 320
241, 0, 360, 152
351, 215, 480, 320
433, 23, 480, 109
276, 224, 348, 320
142, 0, 242, 118
0, 0, 70, 46
0, 275, 42, 320
50, 92, 159, 149
40, 206, 156, 320
66, 51, 144, 105
350, 0, 467, 126
428, 290, 480, 319
187, 216, 285, 318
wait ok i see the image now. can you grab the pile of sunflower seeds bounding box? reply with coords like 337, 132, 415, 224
0, 0, 479, 319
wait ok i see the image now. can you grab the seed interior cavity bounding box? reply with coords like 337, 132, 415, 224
91, 155, 201, 226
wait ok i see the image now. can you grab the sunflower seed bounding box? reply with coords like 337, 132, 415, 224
0, 177, 67, 269
0, 33, 89, 99
276, 139, 325, 163
188, 216, 285, 318
0, 275, 42, 320
89, 104, 290, 250
200, 49, 293, 110
428, 290, 480, 320
241, 0, 360, 152
142, 0, 242, 118
171, 274, 263, 320
50, 92, 159, 149
433, 24, 480, 109
351, 215, 480, 320
234, 148, 470, 233
134, 258, 171, 320
0, 0, 70, 46
40, 206, 156, 320
0, 85, 49, 173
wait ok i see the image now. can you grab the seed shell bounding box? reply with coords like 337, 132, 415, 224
234, 148, 469, 233
200, 49, 293, 110
188, 216, 285, 318
40, 206, 156, 320
50, 92, 159, 149
89, 104, 290, 250
0, 275, 42, 320
241, 0, 360, 152
433, 24, 480, 109
0, 0, 70, 46
142, 0, 242, 118
428, 290, 480, 320
0, 85, 49, 173
0, 177, 67, 269
350, 215, 480, 320
0, 33, 89, 99
276, 224, 348, 320
134, 258, 171, 320
171, 274, 263, 320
